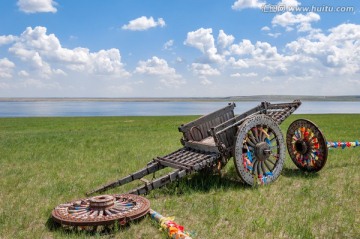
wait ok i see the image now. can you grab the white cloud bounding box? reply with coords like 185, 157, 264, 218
135, 56, 185, 87
0, 58, 15, 79
262, 76, 272, 82
268, 33, 281, 38
18, 70, 29, 77
272, 12, 320, 32
231, 72, 258, 77
184, 28, 214, 53
286, 23, 360, 75
163, 40, 174, 50
190, 63, 220, 77
261, 26, 271, 31
217, 30, 235, 50
0, 35, 18, 45
8, 26, 130, 78
228, 57, 249, 68
122, 16, 166, 31
232, 0, 265, 10
229, 39, 255, 56
278, 0, 300, 7
185, 28, 283, 80
89, 49, 129, 75
184, 28, 224, 63
17, 0, 57, 13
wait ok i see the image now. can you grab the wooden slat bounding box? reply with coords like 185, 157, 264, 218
178, 103, 235, 133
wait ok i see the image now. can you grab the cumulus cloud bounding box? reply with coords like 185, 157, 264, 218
228, 57, 249, 68
7, 26, 130, 79
0, 35, 18, 45
184, 28, 224, 63
217, 30, 235, 51
122, 16, 165, 31
190, 63, 220, 85
190, 63, 220, 77
278, 0, 300, 7
17, 0, 57, 13
286, 23, 360, 74
261, 26, 271, 31
135, 56, 185, 87
0, 58, 15, 78
184, 28, 287, 82
232, 0, 265, 10
229, 39, 255, 56
184, 27, 319, 82
272, 12, 320, 32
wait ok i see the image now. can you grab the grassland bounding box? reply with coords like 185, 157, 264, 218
0, 115, 359, 239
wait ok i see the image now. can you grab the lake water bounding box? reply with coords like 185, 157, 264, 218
0, 101, 359, 117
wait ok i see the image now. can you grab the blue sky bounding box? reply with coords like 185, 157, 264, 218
0, 0, 359, 97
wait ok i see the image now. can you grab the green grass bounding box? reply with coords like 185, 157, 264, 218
0, 115, 359, 239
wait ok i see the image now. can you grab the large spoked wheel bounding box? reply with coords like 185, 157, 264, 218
286, 119, 328, 172
234, 115, 285, 186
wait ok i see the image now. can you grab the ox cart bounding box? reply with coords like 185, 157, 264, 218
87, 100, 328, 196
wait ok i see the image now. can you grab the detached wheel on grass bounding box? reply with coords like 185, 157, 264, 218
233, 115, 285, 185
52, 194, 150, 228
286, 119, 328, 172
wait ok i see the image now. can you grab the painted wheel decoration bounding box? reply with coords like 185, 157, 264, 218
52, 194, 150, 227
286, 119, 328, 172
234, 115, 285, 185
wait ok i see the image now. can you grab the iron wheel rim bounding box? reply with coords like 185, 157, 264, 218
234, 115, 285, 185
286, 119, 328, 172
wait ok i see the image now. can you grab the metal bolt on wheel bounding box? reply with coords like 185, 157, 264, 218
234, 115, 285, 185
52, 194, 150, 227
286, 119, 328, 172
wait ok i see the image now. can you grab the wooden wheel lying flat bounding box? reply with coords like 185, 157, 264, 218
286, 119, 328, 172
52, 194, 150, 227
234, 115, 285, 185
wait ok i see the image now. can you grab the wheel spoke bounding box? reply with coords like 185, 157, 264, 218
264, 160, 273, 172
258, 126, 264, 142
248, 132, 257, 145
257, 159, 262, 175
261, 126, 270, 142
252, 160, 259, 175
261, 161, 267, 175
246, 137, 256, 148
251, 127, 260, 142
267, 158, 276, 165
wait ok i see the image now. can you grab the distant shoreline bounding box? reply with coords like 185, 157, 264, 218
0, 95, 359, 102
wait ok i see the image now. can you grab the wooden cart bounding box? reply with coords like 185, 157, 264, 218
87, 100, 328, 195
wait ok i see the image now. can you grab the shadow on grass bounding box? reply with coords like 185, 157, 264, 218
281, 167, 320, 179
151, 170, 251, 197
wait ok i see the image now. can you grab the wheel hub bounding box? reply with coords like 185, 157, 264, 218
294, 140, 308, 154
255, 141, 271, 162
